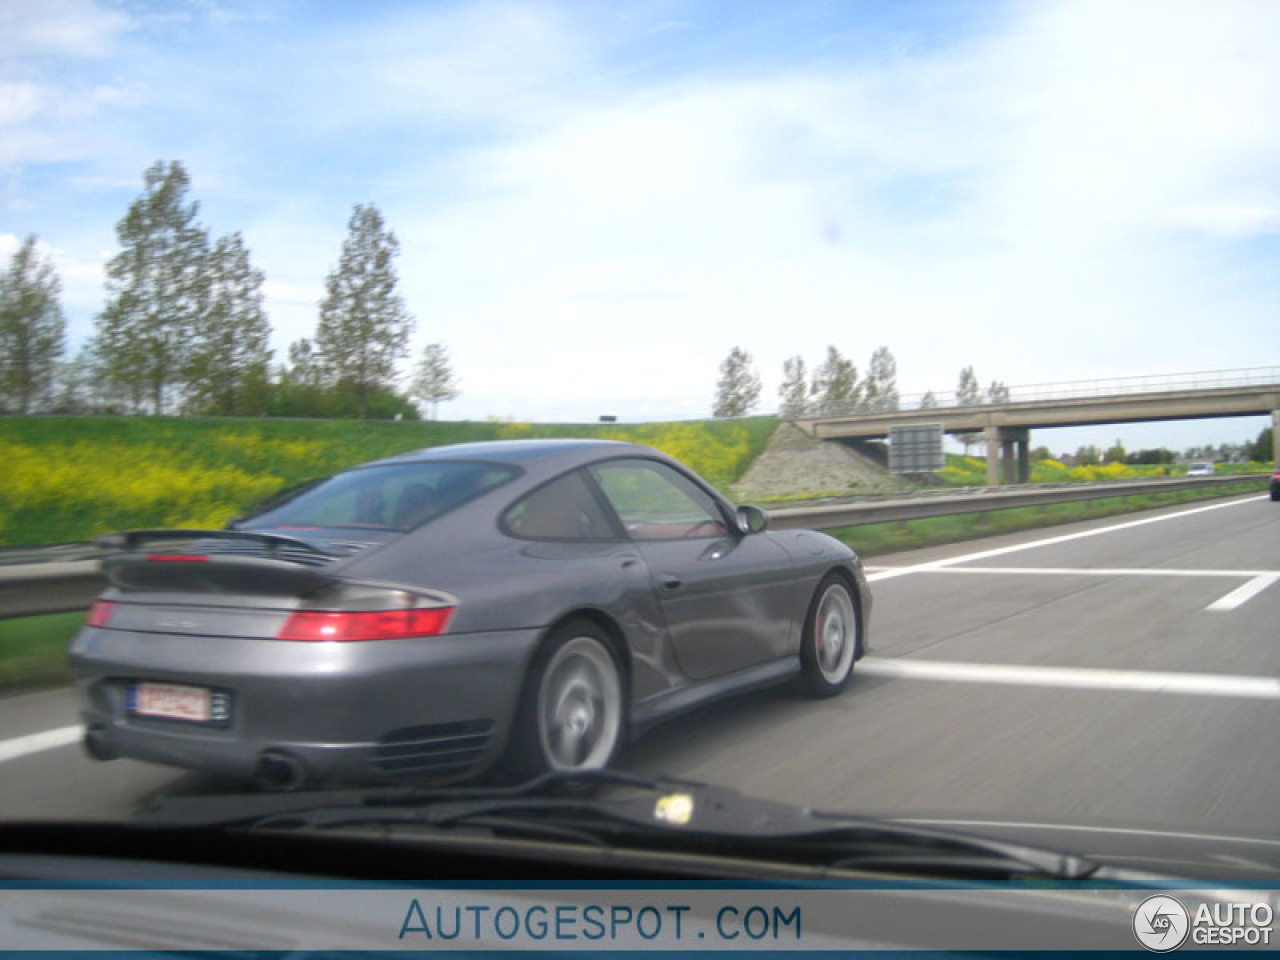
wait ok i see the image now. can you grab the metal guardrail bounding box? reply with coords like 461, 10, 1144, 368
766, 474, 1269, 529
0, 474, 1268, 620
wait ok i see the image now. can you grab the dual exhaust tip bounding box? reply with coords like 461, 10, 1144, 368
83, 727, 308, 792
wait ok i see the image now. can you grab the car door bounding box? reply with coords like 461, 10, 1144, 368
589, 458, 798, 681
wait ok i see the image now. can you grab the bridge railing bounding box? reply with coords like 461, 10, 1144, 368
885, 366, 1280, 414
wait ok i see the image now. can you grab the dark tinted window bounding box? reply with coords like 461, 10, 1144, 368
591, 459, 728, 540
237, 462, 517, 532
503, 470, 618, 540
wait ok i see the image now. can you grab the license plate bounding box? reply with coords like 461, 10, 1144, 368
130, 683, 212, 723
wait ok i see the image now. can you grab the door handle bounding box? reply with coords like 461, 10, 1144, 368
659, 574, 683, 590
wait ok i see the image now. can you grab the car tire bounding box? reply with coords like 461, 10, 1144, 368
799, 574, 860, 698
507, 621, 626, 780
1271, 485, 1279, 502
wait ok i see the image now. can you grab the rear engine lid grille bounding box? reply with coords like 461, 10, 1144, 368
192, 538, 365, 567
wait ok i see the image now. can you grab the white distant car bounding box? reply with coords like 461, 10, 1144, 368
1186, 462, 1215, 477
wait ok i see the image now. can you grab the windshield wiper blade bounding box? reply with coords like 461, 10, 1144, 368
140, 769, 701, 829
141, 771, 1099, 881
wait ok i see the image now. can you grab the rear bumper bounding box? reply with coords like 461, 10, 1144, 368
68, 625, 542, 785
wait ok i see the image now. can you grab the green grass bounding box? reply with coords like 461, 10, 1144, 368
0, 610, 85, 689
832, 480, 1268, 556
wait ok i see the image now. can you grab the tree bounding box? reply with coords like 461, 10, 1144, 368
987, 379, 1010, 404
0, 235, 65, 413
1104, 438, 1126, 464
183, 232, 272, 415
712, 346, 761, 418
957, 367, 981, 406
410, 342, 462, 419
810, 346, 860, 416
863, 346, 899, 412
97, 160, 209, 414
286, 338, 323, 387
1126, 447, 1175, 465
1076, 445, 1101, 466
778, 355, 809, 418
919, 390, 939, 409
956, 366, 982, 454
316, 203, 414, 419
1246, 427, 1274, 465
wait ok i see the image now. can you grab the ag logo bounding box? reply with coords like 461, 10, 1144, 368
1133, 895, 1190, 952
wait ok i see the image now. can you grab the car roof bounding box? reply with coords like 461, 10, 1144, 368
370, 437, 644, 468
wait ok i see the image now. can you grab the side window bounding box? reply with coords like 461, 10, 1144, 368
591, 459, 728, 540
503, 470, 618, 541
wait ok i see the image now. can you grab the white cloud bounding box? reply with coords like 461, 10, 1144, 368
0, 0, 131, 59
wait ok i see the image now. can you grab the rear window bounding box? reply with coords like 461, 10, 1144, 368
235, 461, 518, 532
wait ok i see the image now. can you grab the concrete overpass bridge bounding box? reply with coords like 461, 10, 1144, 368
795, 367, 1280, 485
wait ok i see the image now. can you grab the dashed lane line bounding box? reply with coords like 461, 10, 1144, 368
910, 566, 1280, 578
0, 725, 81, 765
1206, 575, 1279, 612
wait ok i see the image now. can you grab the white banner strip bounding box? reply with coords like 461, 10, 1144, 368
1, 886, 1275, 952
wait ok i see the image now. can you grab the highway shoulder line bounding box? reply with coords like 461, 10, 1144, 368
859, 657, 1280, 700
867, 494, 1266, 583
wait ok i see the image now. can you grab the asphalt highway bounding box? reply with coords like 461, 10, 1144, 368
1, 493, 1276, 840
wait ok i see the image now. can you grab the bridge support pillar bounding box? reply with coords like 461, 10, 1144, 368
1001, 436, 1016, 484
1273, 410, 1279, 469
985, 426, 1031, 486
984, 426, 1000, 486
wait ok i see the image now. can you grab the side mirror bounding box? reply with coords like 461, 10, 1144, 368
735, 505, 769, 535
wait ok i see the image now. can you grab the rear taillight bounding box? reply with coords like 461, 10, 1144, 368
276, 607, 454, 642
85, 600, 116, 628
146, 554, 209, 563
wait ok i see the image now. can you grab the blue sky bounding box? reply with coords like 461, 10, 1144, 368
2, 0, 1277, 451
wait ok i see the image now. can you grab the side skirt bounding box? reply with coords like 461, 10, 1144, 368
628, 656, 801, 737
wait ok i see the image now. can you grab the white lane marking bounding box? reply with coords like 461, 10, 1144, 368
0, 725, 81, 764
919, 566, 1280, 579
858, 657, 1280, 700
867, 494, 1267, 582
1206, 575, 1279, 612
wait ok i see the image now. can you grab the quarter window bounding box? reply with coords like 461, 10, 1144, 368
503, 470, 617, 540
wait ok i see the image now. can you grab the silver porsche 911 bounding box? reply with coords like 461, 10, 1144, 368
70, 439, 872, 789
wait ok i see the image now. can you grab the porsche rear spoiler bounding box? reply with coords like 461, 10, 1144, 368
96, 529, 354, 560
96, 530, 350, 596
